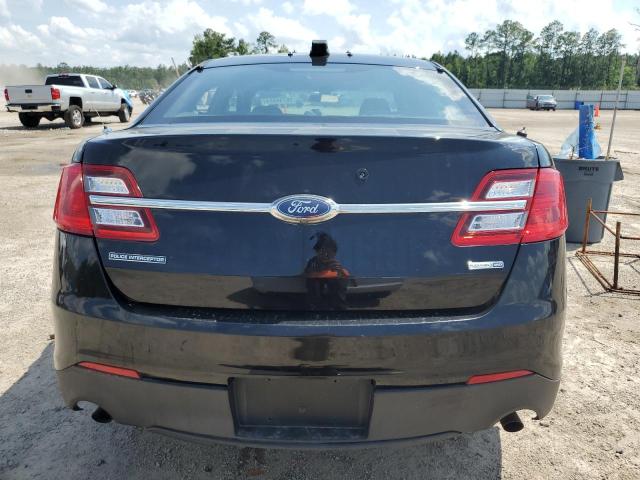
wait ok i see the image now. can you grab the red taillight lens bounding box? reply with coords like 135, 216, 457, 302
452, 168, 567, 247
53, 164, 159, 242
467, 370, 533, 385
3, 88, 9, 102
521, 169, 568, 243
78, 361, 141, 379
50, 87, 61, 100
53, 164, 94, 236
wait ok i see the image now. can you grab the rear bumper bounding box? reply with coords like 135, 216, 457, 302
58, 365, 558, 448
6, 103, 62, 113
52, 231, 566, 446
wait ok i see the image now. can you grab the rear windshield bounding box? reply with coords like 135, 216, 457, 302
45, 76, 84, 87
142, 63, 488, 127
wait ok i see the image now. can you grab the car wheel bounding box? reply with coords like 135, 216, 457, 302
118, 104, 131, 123
18, 113, 41, 128
64, 105, 84, 129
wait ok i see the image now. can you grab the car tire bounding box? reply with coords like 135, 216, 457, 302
64, 105, 84, 129
18, 113, 41, 128
118, 104, 131, 123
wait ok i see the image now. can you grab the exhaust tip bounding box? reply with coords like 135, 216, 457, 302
91, 406, 112, 424
500, 412, 524, 433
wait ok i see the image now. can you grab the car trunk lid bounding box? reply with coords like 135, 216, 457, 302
82, 124, 539, 312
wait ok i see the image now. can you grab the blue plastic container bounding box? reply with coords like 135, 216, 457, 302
578, 104, 597, 159
574, 100, 584, 110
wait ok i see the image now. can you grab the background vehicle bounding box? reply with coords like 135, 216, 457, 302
52, 49, 567, 448
4, 73, 133, 128
138, 89, 158, 105
526, 94, 557, 111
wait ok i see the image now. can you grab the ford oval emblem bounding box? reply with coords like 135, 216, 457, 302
270, 195, 339, 224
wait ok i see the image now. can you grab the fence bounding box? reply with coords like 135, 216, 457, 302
468, 89, 640, 110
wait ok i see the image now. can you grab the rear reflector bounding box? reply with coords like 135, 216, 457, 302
53, 164, 159, 241
452, 168, 567, 247
467, 370, 533, 385
78, 361, 141, 379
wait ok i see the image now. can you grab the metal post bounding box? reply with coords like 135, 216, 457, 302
624, 90, 628, 110
171, 57, 181, 79
613, 221, 621, 289
606, 56, 626, 160
581, 198, 592, 252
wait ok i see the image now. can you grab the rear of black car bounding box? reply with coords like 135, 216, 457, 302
52, 54, 567, 447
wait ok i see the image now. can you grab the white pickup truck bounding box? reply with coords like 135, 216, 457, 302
4, 73, 133, 128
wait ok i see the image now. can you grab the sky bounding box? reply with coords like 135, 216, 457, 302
0, 0, 638, 67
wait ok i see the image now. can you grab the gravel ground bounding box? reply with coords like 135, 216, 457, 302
0, 102, 638, 479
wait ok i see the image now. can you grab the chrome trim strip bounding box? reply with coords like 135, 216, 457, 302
89, 195, 527, 214
337, 200, 527, 214
90, 195, 271, 213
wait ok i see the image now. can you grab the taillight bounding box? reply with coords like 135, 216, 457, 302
521, 168, 569, 243
53, 164, 159, 242
452, 168, 567, 247
51, 87, 61, 100
3, 88, 9, 102
53, 164, 93, 236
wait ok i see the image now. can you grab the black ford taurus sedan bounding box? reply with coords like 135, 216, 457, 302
52, 44, 568, 448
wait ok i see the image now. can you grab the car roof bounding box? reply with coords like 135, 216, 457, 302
201, 53, 439, 70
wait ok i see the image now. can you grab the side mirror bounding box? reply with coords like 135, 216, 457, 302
110, 84, 117, 90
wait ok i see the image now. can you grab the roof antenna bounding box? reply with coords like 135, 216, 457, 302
91, 106, 111, 134
310, 40, 329, 66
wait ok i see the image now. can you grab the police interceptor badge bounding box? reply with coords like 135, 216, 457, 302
108, 252, 167, 264
467, 260, 504, 271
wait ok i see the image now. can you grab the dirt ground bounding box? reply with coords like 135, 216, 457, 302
0, 102, 638, 480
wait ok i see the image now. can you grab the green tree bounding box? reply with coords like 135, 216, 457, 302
236, 39, 252, 55
189, 29, 236, 65
483, 20, 533, 87
255, 31, 277, 54
579, 28, 599, 87
596, 29, 623, 87
557, 31, 581, 86
464, 32, 484, 87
